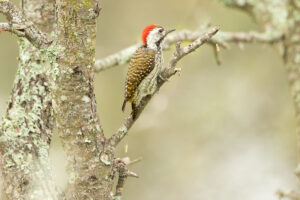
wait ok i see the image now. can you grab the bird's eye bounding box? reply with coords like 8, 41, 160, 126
159, 29, 163, 33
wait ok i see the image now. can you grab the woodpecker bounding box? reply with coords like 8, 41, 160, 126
122, 24, 175, 119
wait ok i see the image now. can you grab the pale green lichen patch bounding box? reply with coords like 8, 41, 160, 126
293, 80, 300, 92
95, 125, 101, 132
291, 34, 300, 43
100, 154, 111, 166
220, 0, 288, 31
43, 42, 65, 82
69, 171, 79, 184
61, 95, 68, 101
294, 54, 300, 64
219, 0, 254, 7
81, 95, 90, 103
77, 130, 83, 136
84, 138, 92, 144
0, 38, 55, 199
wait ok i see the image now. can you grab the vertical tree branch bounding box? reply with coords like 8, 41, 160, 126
221, 0, 300, 184
285, 1, 300, 179
0, 0, 58, 199
52, 0, 115, 199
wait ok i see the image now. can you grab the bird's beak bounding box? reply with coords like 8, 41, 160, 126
165, 29, 176, 36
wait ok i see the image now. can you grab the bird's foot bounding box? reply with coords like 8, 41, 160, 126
159, 74, 169, 82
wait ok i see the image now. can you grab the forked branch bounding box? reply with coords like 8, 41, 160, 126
0, 0, 51, 48
0, 22, 26, 37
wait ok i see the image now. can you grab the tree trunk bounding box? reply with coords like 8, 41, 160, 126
0, 0, 58, 199
52, 0, 114, 199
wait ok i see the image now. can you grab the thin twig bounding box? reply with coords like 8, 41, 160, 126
94, 29, 283, 73
216, 31, 283, 44
94, 44, 140, 72
162, 26, 220, 78
0, 1, 51, 48
108, 26, 220, 147
94, 29, 224, 73
0, 22, 26, 37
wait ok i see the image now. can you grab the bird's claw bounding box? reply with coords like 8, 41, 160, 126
159, 74, 169, 82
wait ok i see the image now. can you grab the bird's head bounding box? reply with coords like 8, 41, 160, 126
141, 24, 175, 50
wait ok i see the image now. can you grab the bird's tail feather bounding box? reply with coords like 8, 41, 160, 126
131, 102, 137, 119
122, 100, 127, 112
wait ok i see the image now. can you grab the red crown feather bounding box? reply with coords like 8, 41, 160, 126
141, 24, 158, 45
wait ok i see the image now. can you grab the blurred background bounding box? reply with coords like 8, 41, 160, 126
0, 0, 299, 199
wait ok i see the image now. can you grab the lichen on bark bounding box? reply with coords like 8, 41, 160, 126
2, 0, 299, 199
50, 0, 114, 199
0, 38, 57, 200
0, 0, 57, 199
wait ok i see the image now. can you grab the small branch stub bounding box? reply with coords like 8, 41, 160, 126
114, 158, 138, 200
0, 1, 51, 48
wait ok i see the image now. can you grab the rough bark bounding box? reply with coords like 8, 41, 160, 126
1, 0, 296, 199
51, 0, 114, 199
285, 1, 300, 179
0, 0, 51, 48
0, 0, 57, 199
0, 1, 218, 199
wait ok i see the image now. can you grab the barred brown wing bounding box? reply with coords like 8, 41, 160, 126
124, 46, 156, 102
